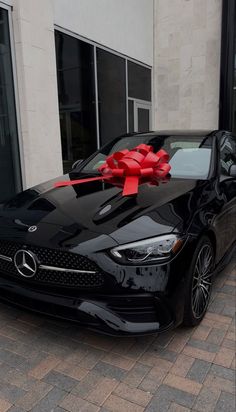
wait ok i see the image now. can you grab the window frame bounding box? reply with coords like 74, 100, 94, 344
54, 26, 152, 167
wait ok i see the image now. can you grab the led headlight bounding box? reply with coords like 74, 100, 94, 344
110, 234, 184, 264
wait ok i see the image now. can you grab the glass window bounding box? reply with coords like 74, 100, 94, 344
220, 134, 236, 175
97, 49, 127, 146
0, 7, 21, 202
233, 38, 236, 134
128, 100, 134, 133
55, 31, 97, 173
81, 134, 213, 180
138, 107, 150, 132
128, 62, 151, 101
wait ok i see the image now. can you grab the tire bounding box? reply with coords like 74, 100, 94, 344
183, 236, 215, 327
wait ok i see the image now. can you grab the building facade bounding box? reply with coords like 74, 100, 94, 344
0, 0, 235, 202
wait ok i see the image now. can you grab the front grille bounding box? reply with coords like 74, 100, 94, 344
0, 240, 104, 288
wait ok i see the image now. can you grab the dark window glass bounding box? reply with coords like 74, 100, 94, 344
0, 8, 21, 202
82, 134, 212, 180
128, 62, 151, 101
233, 31, 236, 134
128, 100, 134, 133
220, 134, 236, 175
138, 108, 150, 132
97, 49, 127, 145
55, 31, 97, 173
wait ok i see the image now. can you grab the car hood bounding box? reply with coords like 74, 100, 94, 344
0, 173, 207, 246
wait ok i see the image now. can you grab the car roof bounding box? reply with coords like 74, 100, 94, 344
128, 130, 218, 137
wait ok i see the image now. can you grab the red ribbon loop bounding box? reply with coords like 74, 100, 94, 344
55, 144, 171, 196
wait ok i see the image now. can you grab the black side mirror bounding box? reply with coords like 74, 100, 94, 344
229, 164, 236, 178
72, 159, 84, 170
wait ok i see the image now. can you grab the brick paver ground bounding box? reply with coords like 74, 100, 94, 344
0, 256, 235, 412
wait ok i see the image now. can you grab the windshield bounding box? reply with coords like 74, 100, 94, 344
81, 134, 213, 179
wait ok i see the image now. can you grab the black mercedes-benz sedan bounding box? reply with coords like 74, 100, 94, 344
0, 130, 235, 335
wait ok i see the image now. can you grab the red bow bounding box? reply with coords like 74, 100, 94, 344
54, 144, 171, 196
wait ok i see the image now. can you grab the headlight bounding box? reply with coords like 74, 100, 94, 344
110, 234, 185, 265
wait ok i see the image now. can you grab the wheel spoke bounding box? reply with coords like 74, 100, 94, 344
191, 243, 213, 319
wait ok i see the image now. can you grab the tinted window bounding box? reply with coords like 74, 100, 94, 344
55, 31, 97, 173
128, 62, 151, 101
128, 100, 134, 133
82, 134, 213, 179
0, 8, 21, 202
97, 49, 127, 145
220, 134, 236, 175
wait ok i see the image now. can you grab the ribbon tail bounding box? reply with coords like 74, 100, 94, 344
122, 176, 139, 196
54, 176, 111, 188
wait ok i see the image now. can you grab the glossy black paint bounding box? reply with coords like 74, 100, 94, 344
0, 130, 235, 335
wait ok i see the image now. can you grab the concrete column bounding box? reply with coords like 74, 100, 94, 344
153, 0, 222, 130
12, 0, 62, 188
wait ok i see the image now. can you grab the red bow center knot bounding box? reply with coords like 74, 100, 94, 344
54, 144, 171, 196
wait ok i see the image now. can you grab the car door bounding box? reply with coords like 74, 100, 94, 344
217, 133, 236, 255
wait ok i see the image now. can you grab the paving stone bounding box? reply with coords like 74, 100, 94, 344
151, 346, 178, 362
213, 346, 235, 367
210, 363, 235, 381
187, 359, 211, 383
170, 354, 195, 377
114, 382, 152, 407
71, 371, 103, 398
15, 381, 53, 411
187, 338, 219, 353
60, 393, 101, 412
168, 403, 191, 412
102, 352, 136, 371
214, 390, 235, 412
206, 327, 226, 345
29, 355, 60, 379
78, 347, 106, 370
138, 365, 167, 394
163, 374, 202, 395
192, 325, 211, 341
7, 407, 25, 412
221, 305, 236, 317
122, 363, 151, 388
154, 385, 196, 408
30, 387, 67, 412
145, 395, 171, 412
86, 377, 118, 406
0, 349, 25, 369
193, 386, 220, 412
43, 370, 78, 392
93, 361, 127, 380
0, 398, 12, 412
0, 382, 26, 403
103, 394, 144, 412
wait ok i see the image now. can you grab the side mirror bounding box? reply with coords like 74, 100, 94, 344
72, 159, 84, 170
229, 164, 236, 178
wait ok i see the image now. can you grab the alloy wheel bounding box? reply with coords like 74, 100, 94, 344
191, 244, 214, 319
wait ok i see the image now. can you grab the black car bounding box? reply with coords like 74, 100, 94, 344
0, 130, 235, 335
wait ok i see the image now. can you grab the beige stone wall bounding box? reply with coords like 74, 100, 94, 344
153, 0, 222, 130
12, 0, 63, 189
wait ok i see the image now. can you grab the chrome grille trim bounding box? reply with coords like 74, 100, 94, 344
39, 264, 96, 274
0, 254, 12, 262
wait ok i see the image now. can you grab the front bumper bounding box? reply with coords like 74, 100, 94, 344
0, 276, 174, 336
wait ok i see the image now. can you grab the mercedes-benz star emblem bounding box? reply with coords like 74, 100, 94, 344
28, 226, 37, 233
14, 250, 38, 278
